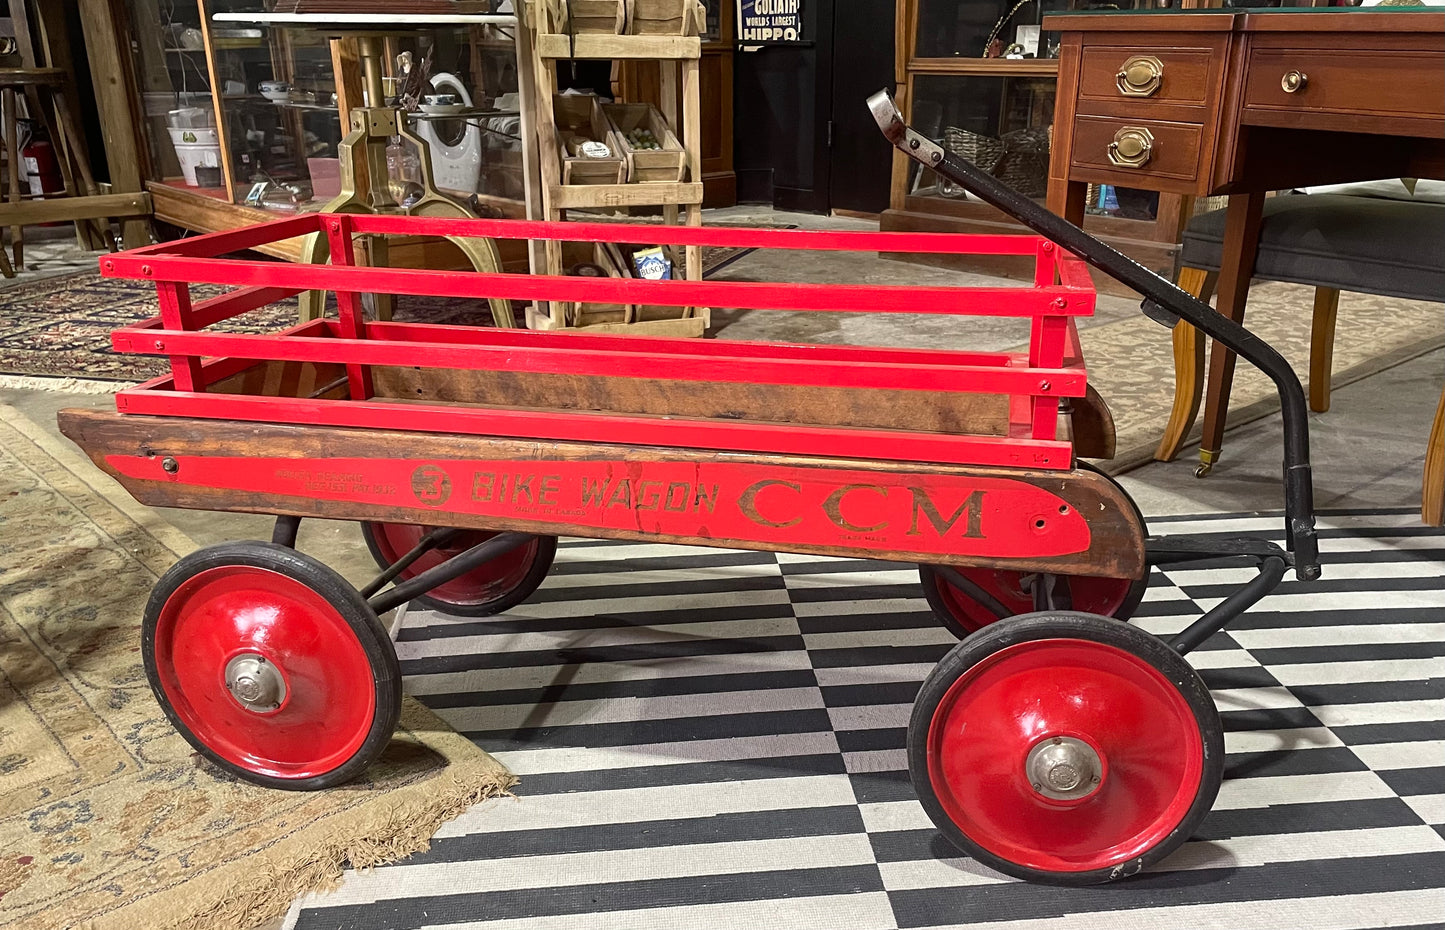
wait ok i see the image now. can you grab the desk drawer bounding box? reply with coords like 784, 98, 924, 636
1070, 116, 1203, 184
1079, 46, 1216, 107
1243, 48, 1445, 127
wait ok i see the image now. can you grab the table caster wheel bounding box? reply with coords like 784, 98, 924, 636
919, 462, 1148, 636
908, 612, 1223, 884
361, 522, 556, 616
143, 541, 401, 790
1196, 450, 1219, 478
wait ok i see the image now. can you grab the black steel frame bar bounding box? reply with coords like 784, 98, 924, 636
867, 90, 1319, 583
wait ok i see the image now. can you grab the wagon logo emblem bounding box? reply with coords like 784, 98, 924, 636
411, 465, 451, 507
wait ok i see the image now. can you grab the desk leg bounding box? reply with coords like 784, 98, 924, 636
1155, 267, 1218, 462
1052, 180, 1088, 229
1196, 191, 1266, 478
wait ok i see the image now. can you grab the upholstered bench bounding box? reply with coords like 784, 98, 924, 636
1158, 192, 1445, 523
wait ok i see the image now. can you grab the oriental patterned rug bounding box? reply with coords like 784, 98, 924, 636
0, 238, 771, 389
1075, 281, 1445, 473
0, 405, 515, 930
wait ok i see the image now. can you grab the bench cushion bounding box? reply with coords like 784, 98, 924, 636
1182, 193, 1445, 303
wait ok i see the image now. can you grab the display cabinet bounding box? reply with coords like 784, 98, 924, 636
125, 0, 528, 247
881, 0, 1200, 278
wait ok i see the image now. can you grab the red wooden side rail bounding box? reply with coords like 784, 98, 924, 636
101, 215, 1097, 471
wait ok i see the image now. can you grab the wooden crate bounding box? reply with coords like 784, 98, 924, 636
544, 0, 626, 34
554, 94, 628, 185
604, 103, 687, 183
626, 0, 704, 36
562, 240, 634, 326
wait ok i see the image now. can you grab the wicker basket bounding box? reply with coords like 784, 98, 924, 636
942, 125, 1049, 199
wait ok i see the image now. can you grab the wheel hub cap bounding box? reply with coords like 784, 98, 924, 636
225, 653, 286, 713
1026, 736, 1102, 801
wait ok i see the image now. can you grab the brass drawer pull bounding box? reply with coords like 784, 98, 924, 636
1107, 126, 1154, 168
1281, 70, 1308, 93
1117, 55, 1164, 97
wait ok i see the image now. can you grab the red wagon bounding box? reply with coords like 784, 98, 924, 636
58, 93, 1320, 886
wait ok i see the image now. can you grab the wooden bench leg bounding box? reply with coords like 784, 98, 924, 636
1309, 286, 1340, 414
1155, 266, 1218, 462
1425, 381, 1445, 527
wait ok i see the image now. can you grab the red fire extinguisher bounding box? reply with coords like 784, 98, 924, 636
23, 138, 63, 198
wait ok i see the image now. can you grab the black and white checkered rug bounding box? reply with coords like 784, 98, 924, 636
284, 509, 1445, 930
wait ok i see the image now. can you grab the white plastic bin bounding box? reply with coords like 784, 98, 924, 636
174, 142, 222, 187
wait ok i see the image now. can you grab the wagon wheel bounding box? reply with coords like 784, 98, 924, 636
918, 462, 1149, 636
908, 612, 1223, 885
142, 541, 401, 790
360, 522, 557, 617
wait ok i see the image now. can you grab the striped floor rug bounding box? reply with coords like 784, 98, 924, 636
284, 509, 1445, 930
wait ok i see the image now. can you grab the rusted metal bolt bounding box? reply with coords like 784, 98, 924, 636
909, 139, 919, 150
161, 457, 179, 474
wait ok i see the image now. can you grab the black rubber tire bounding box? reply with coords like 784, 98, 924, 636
360, 523, 557, 617
907, 611, 1224, 885
142, 541, 401, 791
918, 461, 1150, 637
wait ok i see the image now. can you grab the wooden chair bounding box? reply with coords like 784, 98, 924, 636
1426, 383, 1444, 527
1155, 193, 1445, 520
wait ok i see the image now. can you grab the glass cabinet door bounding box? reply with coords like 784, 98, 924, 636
207, 6, 523, 213
126, 0, 223, 194
127, 0, 524, 214
209, 1, 344, 211
908, 73, 1056, 202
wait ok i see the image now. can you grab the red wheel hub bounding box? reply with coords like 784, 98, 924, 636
151, 565, 377, 780
370, 523, 538, 608
937, 569, 1137, 632
926, 638, 1204, 873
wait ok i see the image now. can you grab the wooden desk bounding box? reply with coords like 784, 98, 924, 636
1045, 8, 1445, 474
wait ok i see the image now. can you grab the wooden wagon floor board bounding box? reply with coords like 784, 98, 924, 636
0, 404, 515, 930
279, 509, 1445, 930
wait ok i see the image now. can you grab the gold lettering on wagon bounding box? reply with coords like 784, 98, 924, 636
738, 480, 803, 528
821, 484, 889, 533
906, 488, 985, 538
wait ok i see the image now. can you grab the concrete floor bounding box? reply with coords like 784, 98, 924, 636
3, 208, 1440, 577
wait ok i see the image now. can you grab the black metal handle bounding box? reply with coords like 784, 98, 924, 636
866, 90, 1319, 581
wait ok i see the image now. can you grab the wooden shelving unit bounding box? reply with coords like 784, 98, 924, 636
523, 0, 707, 336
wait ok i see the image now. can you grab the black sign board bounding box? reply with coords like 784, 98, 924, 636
736, 0, 803, 46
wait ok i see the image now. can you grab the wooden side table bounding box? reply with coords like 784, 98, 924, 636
1045, 8, 1445, 476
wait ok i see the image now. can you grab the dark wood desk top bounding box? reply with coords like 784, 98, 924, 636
1046, 7, 1444, 199
1046, 8, 1444, 34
